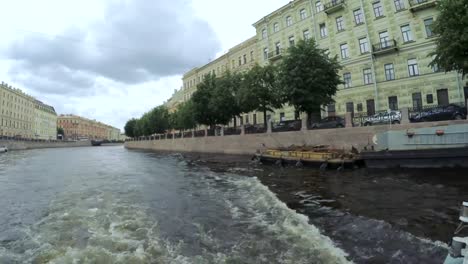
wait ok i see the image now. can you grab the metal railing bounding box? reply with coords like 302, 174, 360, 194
324, 0, 345, 13
272, 120, 302, 133
224, 127, 242, 136
372, 39, 398, 53
409, 0, 437, 7
245, 124, 267, 134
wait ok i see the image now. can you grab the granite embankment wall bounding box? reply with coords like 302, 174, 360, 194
1, 140, 92, 151
125, 120, 468, 156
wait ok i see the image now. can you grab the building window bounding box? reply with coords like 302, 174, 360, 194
336, 16, 344, 31
280, 112, 285, 121
384, 63, 395, 81
357, 103, 363, 112
394, 0, 405, 11
250, 51, 254, 61
238, 57, 242, 66
328, 104, 336, 116
363, 68, 373, 84
408, 59, 419, 77
319, 23, 327, 38
275, 42, 281, 55
286, 16, 293, 27
412, 93, 423, 110
343, 72, 352, 88
262, 29, 267, 39
401, 24, 413, 43
359, 37, 369, 54
354, 9, 364, 25
300, 9, 307, 20
427, 94, 434, 104
273, 23, 279, 33
340, 43, 349, 59
373, 1, 384, 18
424, 18, 434, 37
431, 55, 440, 72
379, 31, 390, 48
303, 29, 311, 40
316, 1, 323, 12
388, 96, 398, 110
243, 54, 247, 64
263, 48, 268, 60
289, 36, 295, 46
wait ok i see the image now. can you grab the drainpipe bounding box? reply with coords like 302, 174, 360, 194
359, 0, 380, 111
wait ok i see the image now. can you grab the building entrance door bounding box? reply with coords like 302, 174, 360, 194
437, 89, 449, 105
366, 99, 375, 116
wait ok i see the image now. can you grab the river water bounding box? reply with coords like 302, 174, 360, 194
0, 146, 465, 263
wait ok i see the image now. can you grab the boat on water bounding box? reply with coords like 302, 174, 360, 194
444, 202, 468, 264
361, 124, 468, 169
255, 146, 362, 169
91, 140, 103, 146
0, 146, 7, 153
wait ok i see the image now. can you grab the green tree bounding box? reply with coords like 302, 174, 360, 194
172, 101, 197, 130
124, 118, 137, 137
147, 106, 171, 134
192, 73, 218, 127
430, 0, 468, 76
213, 71, 243, 126
239, 64, 283, 125
57, 127, 64, 137
279, 39, 342, 121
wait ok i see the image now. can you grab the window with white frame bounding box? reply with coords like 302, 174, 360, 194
373, 1, 384, 18
343, 73, 352, 88
286, 16, 293, 27
336, 16, 344, 31
384, 63, 395, 80
394, 0, 405, 11
379, 31, 390, 48
289, 36, 295, 46
407, 59, 419, 76
340, 43, 349, 59
275, 42, 281, 55
401, 24, 413, 42
359, 37, 369, 53
363, 68, 373, 84
262, 29, 267, 39
303, 29, 311, 40
273, 23, 279, 33
354, 9, 364, 25
431, 55, 440, 72
300, 9, 307, 20
424, 18, 434, 37
316, 1, 323, 12
263, 48, 268, 60
319, 23, 327, 38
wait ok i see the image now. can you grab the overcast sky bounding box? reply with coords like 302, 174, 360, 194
0, 0, 286, 131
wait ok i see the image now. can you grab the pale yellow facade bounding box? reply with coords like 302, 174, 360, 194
178, 0, 467, 124
34, 100, 57, 140
0, 82, 36, 138
58, 115, 120, 141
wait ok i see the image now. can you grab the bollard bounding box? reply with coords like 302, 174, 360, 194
401, 107, 410, 125
241, 125, 245, 135
267, 121, 272, 134
301, 113, 308, 131
345, 112, 353, 128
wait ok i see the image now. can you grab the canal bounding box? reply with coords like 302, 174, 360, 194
0, 146, 465, 263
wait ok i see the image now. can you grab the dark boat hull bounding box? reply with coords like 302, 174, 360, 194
257, 155, 361, 169
361, 147, 468, 169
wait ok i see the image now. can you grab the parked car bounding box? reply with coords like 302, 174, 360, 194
310, 116, 345, 129
363, 111, 401, 126
272, 120, 302, 132
410, 104, 467, 123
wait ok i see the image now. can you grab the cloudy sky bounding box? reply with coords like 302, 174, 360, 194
0, 0, 286, 130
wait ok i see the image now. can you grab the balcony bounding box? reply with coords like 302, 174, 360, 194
372, 40, 398, 56
409, 0, 438, 12
268, 49, 284, 61
324, 0, 345, 14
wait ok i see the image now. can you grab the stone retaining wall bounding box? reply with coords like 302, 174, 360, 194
125, 120, 468, 155
0, 140, 92, 151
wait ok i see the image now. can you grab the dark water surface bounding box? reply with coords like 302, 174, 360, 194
0, 146, 464, 263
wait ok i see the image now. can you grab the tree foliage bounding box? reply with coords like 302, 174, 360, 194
239, 64, 283, 125
124, 119, 137, 137
430, 0, 468, 76
279, 39, 342, 117
171, 101, 197, 130
192, 72, 242, 127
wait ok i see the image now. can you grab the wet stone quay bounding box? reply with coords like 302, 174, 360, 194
0, 146, 465, 263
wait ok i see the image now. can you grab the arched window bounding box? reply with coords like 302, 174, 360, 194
262, 28, 267, 39
286, 16, 293, 27
300, 9, 307, 20
273, 23, 279, 32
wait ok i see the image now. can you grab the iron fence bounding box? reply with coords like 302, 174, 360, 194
224, 127, 242, 136
183, 131, 193, 138
194, 130, 205, 138
245, 124, 267, 134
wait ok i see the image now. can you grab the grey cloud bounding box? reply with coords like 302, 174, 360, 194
7, 0, 220, 95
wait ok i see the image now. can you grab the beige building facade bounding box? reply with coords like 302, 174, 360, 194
178, 0, 467, 124
34, 100, 57, 140
57, 114, 120, 141
0, 82, 36, 138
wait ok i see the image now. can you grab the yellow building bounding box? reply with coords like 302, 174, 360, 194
0, 82, 36, 138
34, 100, 57, 140
179, 0, 467, 124
58, 114, 120, 141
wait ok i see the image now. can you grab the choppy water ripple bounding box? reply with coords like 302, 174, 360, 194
0, 147, 351, 263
